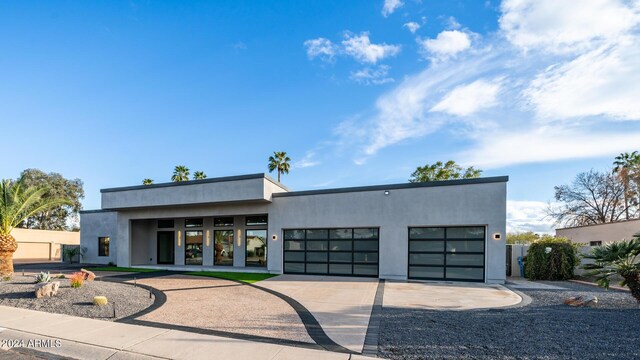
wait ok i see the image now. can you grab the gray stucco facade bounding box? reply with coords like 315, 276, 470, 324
80, 173, 508, 283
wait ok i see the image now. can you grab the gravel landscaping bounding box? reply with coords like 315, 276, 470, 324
378, 281, 640, 360
0, 275, 154, 321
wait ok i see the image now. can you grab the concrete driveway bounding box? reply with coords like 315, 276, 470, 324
383, 281, 522, 310
255, 275, 379, 353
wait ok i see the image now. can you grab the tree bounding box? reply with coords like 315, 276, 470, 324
171, 165, 190, 182
17, 169, 84, 231
613, 151, 640, 220
268, 151, 291, 182
409, 160, 482, 182
193, 171, 207, 180
507, 231, 540, 244
142, 179, 154, 185
548, 170, 630, 227
583, 235, 640, 302
0, 179, 70, 278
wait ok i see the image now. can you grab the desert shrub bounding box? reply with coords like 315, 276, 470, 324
70, 272, 84, 288
34, 272, 51, 284
525, 236, 579, 280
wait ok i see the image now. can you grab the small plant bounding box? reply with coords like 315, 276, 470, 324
93, 296, 108, 306
56, 274, 66, 279
70, 272, 84, 288
35, 272, 51, 284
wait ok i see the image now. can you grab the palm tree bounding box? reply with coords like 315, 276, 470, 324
613, 151, 640, 220
0, 179, 69, 278
193, 171, 207, 180
268, 151, 291, 182
171, 165, 190, 182
142, 178, 154, 185
583, 235, 640, 302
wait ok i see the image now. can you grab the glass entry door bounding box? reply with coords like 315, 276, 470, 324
157, 231, 175, 264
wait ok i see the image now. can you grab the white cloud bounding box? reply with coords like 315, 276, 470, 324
342, 32, 401, 64
304, 38, 338, 62
499, 0, 640, 53
382, 0, 404, 17
507, 200, 555, 233
294, 152, 320, 168
430, 79, 501, 116
403, 22, 421, 34
419, 30, 472, 60
525, 35, 640, 121
350, 65, 394, 85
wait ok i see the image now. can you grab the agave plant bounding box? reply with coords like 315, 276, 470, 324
35, 271, 51, 284
583, 235, 640, 302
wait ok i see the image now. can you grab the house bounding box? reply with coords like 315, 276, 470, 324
80, 173, 508, 283
556, 218, 640, 246
12, 228, 80, 262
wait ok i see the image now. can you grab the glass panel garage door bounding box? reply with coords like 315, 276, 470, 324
408, 226, 485, 282
283, 228, 379, 277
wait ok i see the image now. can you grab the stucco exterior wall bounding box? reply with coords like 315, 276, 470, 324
556, 219, 640, 245
12, 228, 80, 261
80, 211, 118, 264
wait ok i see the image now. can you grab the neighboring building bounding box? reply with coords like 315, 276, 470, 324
556, 219, 640, 246
80, 173, 508, 283
12, 228, 80, 261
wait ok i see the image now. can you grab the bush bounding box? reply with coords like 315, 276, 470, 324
34, 272, 51, 284
70, 272, 84, 288
525, 236, 579, 280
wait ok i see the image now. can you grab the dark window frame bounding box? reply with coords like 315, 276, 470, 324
245, 229, 268, 267
185, 218, 204, 228
158, 219, 175, 228
184, 230, 204, 265
214, 217, 234, 227
214, 229, 234, 266
590, 241, 602, 246
98, 237, 110, 257
246, 215, 268, 226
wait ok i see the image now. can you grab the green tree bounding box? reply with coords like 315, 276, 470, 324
583, 235, 640, 302
17, 169, 84, 231
268, 151, 291, 182
613, 151, 640, 220
193, 171, 207, 180
507, 231, 540, 244
409, 160, 482, 182
0, 179, 70, 278
142, 179, 154, 185
171, 165, 190, 182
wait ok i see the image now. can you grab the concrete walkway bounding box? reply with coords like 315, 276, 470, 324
0, 306, 376, 360
383, 281, 522, 310
255, 275, 379, 354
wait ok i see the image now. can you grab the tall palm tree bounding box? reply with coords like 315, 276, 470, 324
171, 165, 190, 182
142, 178, 154, 185
0, 179, 69, 278
193, 171, 207, 180
268, 151, 291, 182
614, 151, 640, 220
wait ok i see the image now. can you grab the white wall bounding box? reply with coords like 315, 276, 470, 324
80, 211, 118, 264
556, 219, 640, 245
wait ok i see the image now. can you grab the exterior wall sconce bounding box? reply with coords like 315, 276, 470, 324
236, 229, 242, 247
492, 232, 502, 240
384, 190, 390, 195
272, 234, 278, 241
206, 230, 210, 246
177, 230, 182, 246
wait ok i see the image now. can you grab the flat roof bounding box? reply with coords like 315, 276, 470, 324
100, 173, 289, 193
272, 176, 509, 198
555, 217, 640, 231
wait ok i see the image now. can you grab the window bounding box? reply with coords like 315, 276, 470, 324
590, 241, 602, 246
185, 218, 203, 228
246, 215, 268, 226
214, 230, 234, 266
185, 230, 203, 265
158, 219, 174, 228
246, 229, 267, 267
98, 237, 110, 257
214, 217, 234, 227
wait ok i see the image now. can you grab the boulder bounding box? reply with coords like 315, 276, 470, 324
80, 268, 96, 281
564, 295, 598, 307
35, 281, 60, 298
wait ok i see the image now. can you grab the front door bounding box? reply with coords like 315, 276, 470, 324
157, 231, 175, 264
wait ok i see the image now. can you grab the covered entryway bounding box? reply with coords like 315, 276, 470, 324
408, 226, 485, 282
283, 228, 379, 277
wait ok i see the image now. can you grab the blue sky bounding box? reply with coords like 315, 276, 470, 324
1, 1, 639, 233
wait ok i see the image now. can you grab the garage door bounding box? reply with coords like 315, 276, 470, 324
408, 226, 485, 282
283, 228, 379, 277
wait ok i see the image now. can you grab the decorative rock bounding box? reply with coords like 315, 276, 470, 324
80, 268, 96, 281
564, 295, 598, 307
35, 281, 60, 298
93, 296, 108, 305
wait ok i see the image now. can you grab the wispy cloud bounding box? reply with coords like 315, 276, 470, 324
382, 0, 404, 17
418, 30, 473, 60
294, 151, 320, 168
304, 37, 338, 62
507, 200, 555, 234
403, 22, 421, 34
350, 65, 394, 85
430, 78, 501, 116
342, 32, 401, 64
